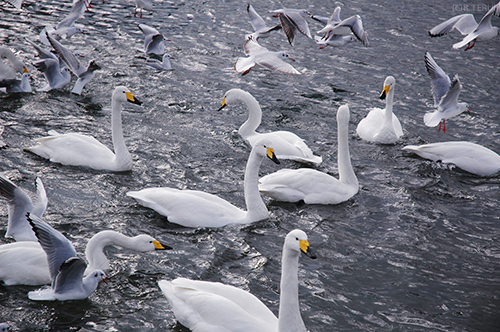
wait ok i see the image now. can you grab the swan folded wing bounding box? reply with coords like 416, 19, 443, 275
127, 188, 247, 228
429, 14, 477, 36
159, 279, 277, 331
0, 242, 50, 286
28, 133, 116, 168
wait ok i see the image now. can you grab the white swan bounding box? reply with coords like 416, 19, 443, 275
158, 229, 316, 332
218, 89, 322, 165
26, 86, 142, 172
259, 105, 358, 204
127, 138, 280, 228
0, 174, 47, 241
0, 47, 27, 83
356, 76, 403, 144
403, 141, 500, 176
0, 229, 168, 286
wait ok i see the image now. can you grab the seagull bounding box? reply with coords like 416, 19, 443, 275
138, 24, 166, 56
134, 0, 152, 18
0, 68, 31, 93
313, 34, 356, 49
39, 0, 88, 46
234, 37, 300, 75
26, 213, 108, 301
28, 39, 72, 91
0, 175, 47, 242
423, 52, 468, 132
429, 1, 500, 50
269, 8, 312, 46
46, 33, 100, 95
315, 7, 369, 46
246, 4, 281, 40
146, 54, 173, 70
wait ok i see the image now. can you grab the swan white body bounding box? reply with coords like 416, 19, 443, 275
219, 89, 321, 165
259, 105, 358, 204
0, 230, 166, 286
26, 86, 142, 172
246, 4, 281, 40
315, 7, 369, 46
127, 138, 280, 228
270, 8, 312, 46
356, 76, 403, 144
235, 37, 300, 75
158, 229, 315, 332
423, 52, 468, 132
0, 175, 47, 242
403, 141, 500, 176
429, 2, 500, 50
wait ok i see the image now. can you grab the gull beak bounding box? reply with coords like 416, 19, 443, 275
102, 276, 109, 284
217, 97, 227, 111
288, 57, 296, 62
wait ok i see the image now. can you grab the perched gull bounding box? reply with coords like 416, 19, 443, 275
0, 68, 31, 93
234, 37, 300, 75
270, 8, 312, 46
39, 0, 88, 46
146, 54, 173, 70
46, 33, 101, 95
0, 47, 27, 84
158, 229, 315, 331
403, 141, 500, 176
134, 0, 152, 18
315, 6, 369, 46
218, 89, 322, 165
246, 4, 281, 40
0, 175, 47, 242
423, 52, 468, 132
26, 214, 108, 301
356, 76, 403, 144
429, 1, 500, 50
138, 24, 166, 56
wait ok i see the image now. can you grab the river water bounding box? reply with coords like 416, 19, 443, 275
0, 0, 499, 331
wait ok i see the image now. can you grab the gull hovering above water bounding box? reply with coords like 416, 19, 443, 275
138, 24, 167, 56
246, 4, 281, 40
39, 0, 89, 46
269, 8, 312, 46
315, 6, 369, 46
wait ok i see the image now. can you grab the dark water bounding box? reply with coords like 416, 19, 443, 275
1, 0, 499, 331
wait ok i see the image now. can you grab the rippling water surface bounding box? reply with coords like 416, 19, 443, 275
1, 0, 499, 331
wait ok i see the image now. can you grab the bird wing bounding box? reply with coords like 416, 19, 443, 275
31, 177, 48, 218
256, 54, 301, 75
234, 56, 256, 75
429, 14, 478, 36
424, 52, 451, 107
47, 33, 85, 76
476, 2, 500, 29
284, 11, 312, 38
53, 257, 87, 294
57, 0, 87, 29
146, 34, 165, 55
243, 37, 268, 55
438, 75, 462, 110
27, 213, 77, 283
33, 59, 63, 85
247, 4, 267, 32
335, 15, 369, 46
26, 39, 58, 60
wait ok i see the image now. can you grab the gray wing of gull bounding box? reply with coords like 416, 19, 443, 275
27, 213, 77, 284
247, 4, 267, 32
31, 177, 48, 217
57, 0, 87, 29
333, 15, 369, 46
438, 75, 462, 111
429, 14, 478, 36
284, 11, 312, 38
47, 33, 85, 76
243, 38, 269, 55
424, 52, 451, 107
33, 58, 64, 87
53, 257, 87, 294
146, 34, 165, 55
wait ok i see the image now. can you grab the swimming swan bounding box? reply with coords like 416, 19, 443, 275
127, 138, 280, 228
259, 105, 358, 204
218, 88, 322, 165
403, 141, 500, 176
158, 229, 316, 332
356, 76, 403, 144
26, 86, 142, 172
0, 230, 169, 286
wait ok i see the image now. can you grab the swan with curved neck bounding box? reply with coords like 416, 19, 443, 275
127, 138, 280, 228
259, 105, 358, 204
0, 230, 168, 286
158, 229, 316, 331
26, 86, 142, 172
356, 76, 403, 144
218, 88, 322, 165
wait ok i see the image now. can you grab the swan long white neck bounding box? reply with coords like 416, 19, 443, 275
337, 113, 358, 186
85, 231, 134, 272
111, 97, 132, 171
236, 91, 262, 141
243, 148, 268, 222
278, 247, 306, 332
383, 85, 395, 127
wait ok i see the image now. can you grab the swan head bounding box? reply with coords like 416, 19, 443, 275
337, 105, 350, 123
133, 234, 172, 251
380, 76, 396, 100
113, 86, 142, 105
285, 229, 316, 259
253, 138, 281, 164
217, 88, 252, 111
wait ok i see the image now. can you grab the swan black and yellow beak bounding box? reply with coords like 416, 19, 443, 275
153, 240, 172, 250
266, 146, 280, 164
126, 91, 143, 105
379, 84, 390, 100
300, 239, 317, 259
23, 67, 29, 74
217, 97, 227, 111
